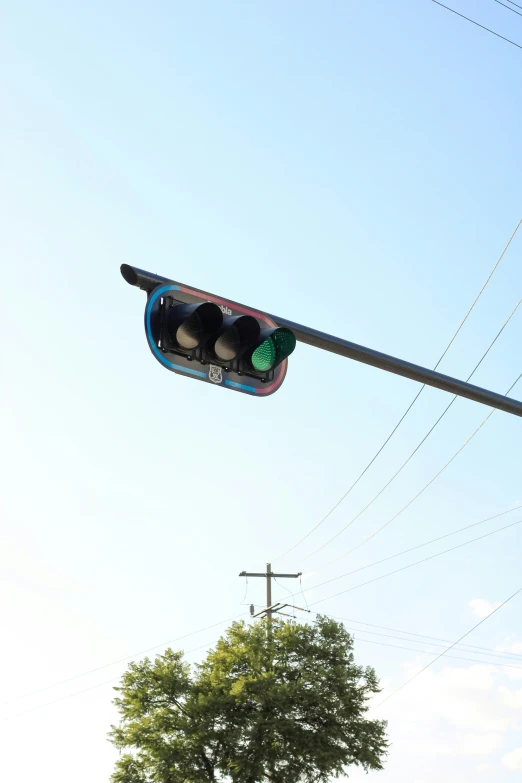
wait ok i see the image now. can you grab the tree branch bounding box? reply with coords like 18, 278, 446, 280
200, 751, 215, 781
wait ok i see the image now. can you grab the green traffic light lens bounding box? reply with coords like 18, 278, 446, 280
251, 328, 296, 372
251, 338, 277, 372
274, 327, 296, 359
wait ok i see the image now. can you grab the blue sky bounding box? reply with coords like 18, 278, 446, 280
1, 1, 521, 780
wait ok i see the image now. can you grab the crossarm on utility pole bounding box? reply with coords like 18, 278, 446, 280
239, 572, 302, 578
239, 565, 302, 624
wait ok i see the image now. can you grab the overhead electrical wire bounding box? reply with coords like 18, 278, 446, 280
493, 0, 522, 18
274, 576, 296, 605
304, 295, 522, 562
301, 506, 522, 595
240, 577, 250, 606
304, 516, 522, 608
273, 576, 298, 618
1, 612, 247, 708
254, 600, 522, 663
308, 611, 522, 667
2, 637, 224, 722
348, 637, 522, 671
317, 612, 522, 661
275, 216, 522, 562
8, 604, 520, 720
299, 574, 310, 610
433, 1, 522, 50
329, 623, 522, 664
372, 584, 522, 710
321, 369, 522, 566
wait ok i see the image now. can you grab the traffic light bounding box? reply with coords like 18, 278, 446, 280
121, 264, 296, 396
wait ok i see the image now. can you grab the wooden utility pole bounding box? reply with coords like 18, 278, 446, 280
266, 562, 273, 621
239, 563, 302, 623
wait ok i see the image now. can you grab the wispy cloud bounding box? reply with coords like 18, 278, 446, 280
469, 598, 502, 619
502, 746, 522, 770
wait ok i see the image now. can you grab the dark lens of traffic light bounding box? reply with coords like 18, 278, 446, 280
214, 327, 241, 362
176, 311, 204, 349
167, 301, 223, 351
213, 315, 260, 363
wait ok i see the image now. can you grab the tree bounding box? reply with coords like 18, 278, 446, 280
109, 615, 388, 782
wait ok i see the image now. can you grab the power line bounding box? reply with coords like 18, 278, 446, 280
328, 414, 491, 562
432, 1, 522, 50
350, 636, 522, 671
10, 606, 518, 721
2, 637, 222, 722
304, 295, 522, 561
493, 0, 522, 18
372, 584, 522, 709
506, 0, 522, 9
306, 517, 522, 608
1, 612, 247, 708
309, 610, 522, 667
299, 574, 310, 611
319, 611, 522, 661
335, 622, 522, 663
324, 369, 522, 565
273, 576, 298, 617
271, 604, 522, 663
240, 576, 250, 605
275, 216, 522, 562
249, 601, 522, 662
303, 507, 522, 595
274, 575, 296, 605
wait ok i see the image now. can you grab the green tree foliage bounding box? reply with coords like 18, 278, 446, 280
109, 616, 388, 782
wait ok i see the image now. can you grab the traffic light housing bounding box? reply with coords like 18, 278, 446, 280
121, 265, 296, 396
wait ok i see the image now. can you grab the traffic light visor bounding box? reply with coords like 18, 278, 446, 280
213, 315, 260, 362
167, 301, 222, 350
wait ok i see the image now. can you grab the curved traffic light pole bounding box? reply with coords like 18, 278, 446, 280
121, 265, 522, 417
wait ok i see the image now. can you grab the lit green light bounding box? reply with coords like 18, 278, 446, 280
251, 338, 276, 372
273, 328, 296, 359
250, 328, 296, 372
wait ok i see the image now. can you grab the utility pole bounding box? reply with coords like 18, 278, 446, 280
266, 562, 273, 622
239, 565, 307, 783
239, 563, 302, 623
